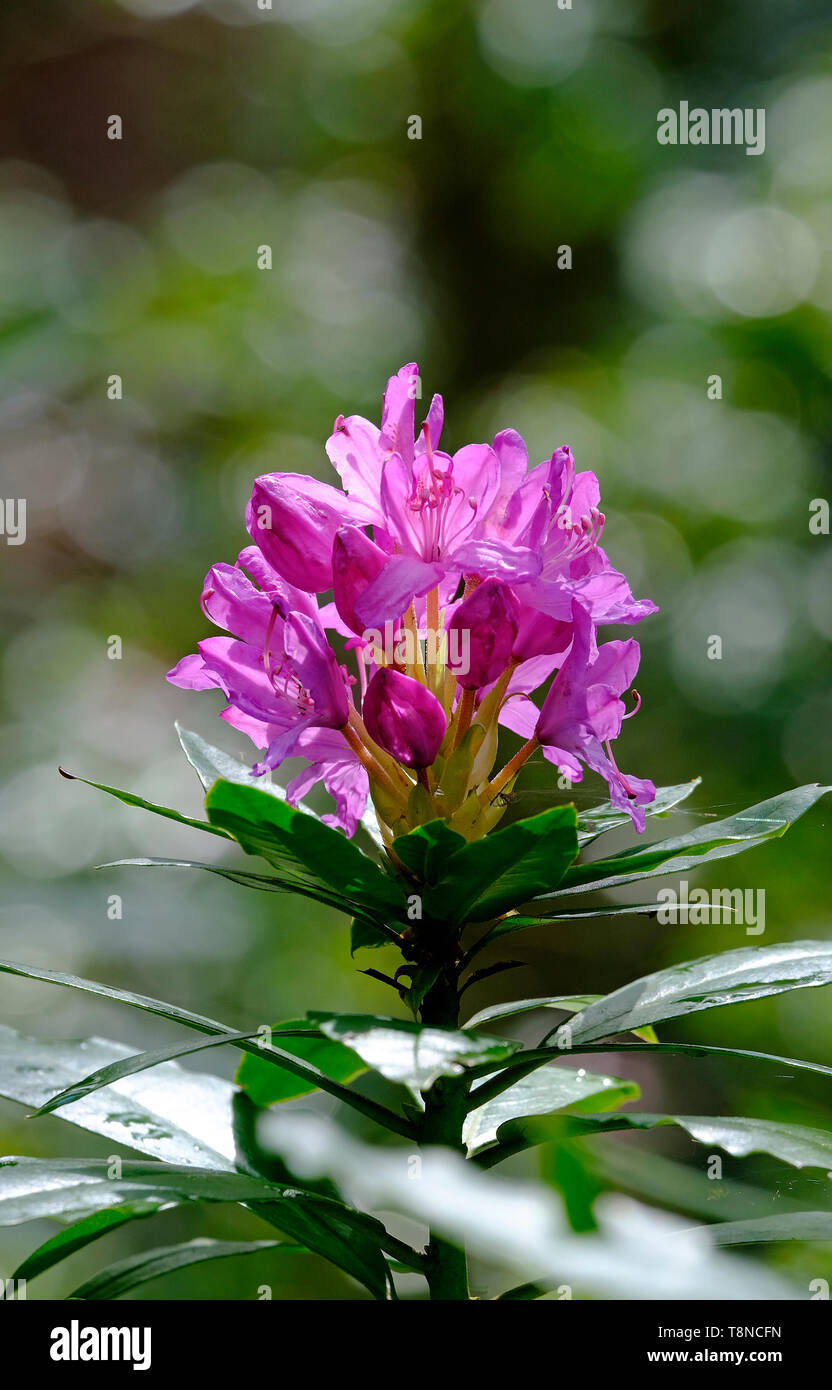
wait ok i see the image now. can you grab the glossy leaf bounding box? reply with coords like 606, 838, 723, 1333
463, 996, 657, 1045
547, 784, 831, 898
466, 1041, 832, 1093
464, 1064, 639, 1156
464, 995, 599, 1032
205, 780, 406, 923
58, 768, 229, 840
0, 965, 413, 1139
69, 1237, 304, 1300
392, 820, 467, 883
177, 724, 383, 862
577, 780, 702, 845
485, 1111, 832, 1172
32, 1029, 264, 1118
178, 724, 286, 800
0, 1157, 300, 1226
309, 1012, 520, 1097
564, 940, 832, 1044
703, 1213, 832, 1245
13, 1206, 162, 1283
0, 1157, 396, 1299
100, 857, 314, 895
236, 1021, 366, 1106
393, 805, 579, 924
0, 1024, 237, 1168
582, 1135, 796, 1226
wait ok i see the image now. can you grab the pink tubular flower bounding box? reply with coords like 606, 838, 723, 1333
528, 601, 655, 830
326, 362, 443, 519
167, 550, 365, 832
168, 364, 657, 840
362, 667, 447, 769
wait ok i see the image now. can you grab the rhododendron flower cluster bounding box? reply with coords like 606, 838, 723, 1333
169, 364, 657, 849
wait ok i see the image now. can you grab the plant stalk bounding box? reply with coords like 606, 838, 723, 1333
419, 972, 471, 1301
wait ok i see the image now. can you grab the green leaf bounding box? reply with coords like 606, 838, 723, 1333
467, 1040, 832, 1092
309, 1012, 520, 1097
0, 1024, 237, 1168
496, 1280, 555, 1300
68, 1237, 304, 1300
577, 780, 702, 845
703, 1214, 832, 1245
484, 1111, 832, 1172
548, 784, 832, 898
350, 914, 403, 953
58, 768, 229, 840
394, 805, 579, 924
30, 1029, 266, 1118
534, 903, 662, 921
0, 1157, 299, 1225
205, 780, 406, 923
236, 1021, 366, 1106
232, 1092, 342, 1202
402, 964, 443, 1015
464, 1064, 639, 1156
391, 820, 468, 882
583, 1136, 793, 1225
563, 940, 832, 1044
0, 963, 414, 1139
0, 1158, 396, 1300
464, 995, 600, 1031
13, 1206, 163, 1283
176, 724, 384, 862
177, 724, 289, 800
463, 995, 657, 1044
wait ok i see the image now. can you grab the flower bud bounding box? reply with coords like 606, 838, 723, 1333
246, 474, 351, 592
333, 526, 388, 635
363, 667, 446, 769
446, 579, 520, 690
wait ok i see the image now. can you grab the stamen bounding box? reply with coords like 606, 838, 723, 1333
262, 604, 280, 684
421, 421, 439, 483
622, 688, 641, 719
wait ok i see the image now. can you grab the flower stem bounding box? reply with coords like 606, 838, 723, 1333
452, 686, 476, 750
420, 973, 471, 1301
481, 735, 539, 804
341, 721, 404, 806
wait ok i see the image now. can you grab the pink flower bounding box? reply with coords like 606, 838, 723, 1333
168, 366, 657, 839
246, 475, 372, 594
168, 550, 364, 831
362, 668, 446, 769
506, 601, 655, 830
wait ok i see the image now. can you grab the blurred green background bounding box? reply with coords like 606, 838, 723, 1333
1, 0, 831, 1298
